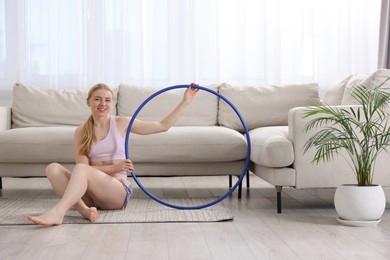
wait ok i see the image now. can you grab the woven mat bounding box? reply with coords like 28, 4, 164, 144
0, 197, 233, 225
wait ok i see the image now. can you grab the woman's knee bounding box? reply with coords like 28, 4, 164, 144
45, 163, 67, 178
72, 163, 95, 177
73, 163, 91, 172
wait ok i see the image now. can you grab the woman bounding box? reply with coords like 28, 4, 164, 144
28, 83, 199, 226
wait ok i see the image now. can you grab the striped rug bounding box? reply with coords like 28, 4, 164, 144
0, 197, 233, 225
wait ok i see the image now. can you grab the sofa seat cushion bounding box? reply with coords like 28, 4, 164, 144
129, 126, 247, 163
0, 127, 75, 163
249, 126, 294, 167
0, 126, 247, 164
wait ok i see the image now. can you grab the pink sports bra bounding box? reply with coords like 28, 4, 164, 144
89, 116, 126, 163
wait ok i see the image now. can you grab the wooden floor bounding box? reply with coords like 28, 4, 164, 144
0, 174, 390, 260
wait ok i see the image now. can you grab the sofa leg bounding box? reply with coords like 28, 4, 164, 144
246, 170, 250, 188
276, 186, 282, 214
238, 180, 242, 199
230, 171, 249, 189
228, 175, 242, 199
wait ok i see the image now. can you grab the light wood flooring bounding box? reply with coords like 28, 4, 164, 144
0, 174, 390, 260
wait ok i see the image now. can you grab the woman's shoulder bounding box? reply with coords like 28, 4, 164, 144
115, 115, 131, 129
115, 115, 130, 122
74, 125, 84, 136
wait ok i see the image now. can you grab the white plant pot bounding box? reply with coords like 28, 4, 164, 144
334, 184, 386, 226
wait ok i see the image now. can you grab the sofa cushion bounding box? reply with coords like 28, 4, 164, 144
117, 84, 219, 126
249, 126, 294, 167
0, 126, 247, 164
323, 75, 352, 105
340, 75, 367, 105
218, 82, 319, 132
341, 69, 390, 105
128, 126, 247, 163
0, 127, 75, 163
11, 83, 117, 128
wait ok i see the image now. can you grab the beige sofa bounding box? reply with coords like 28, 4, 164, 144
251, 69, 390, 212
0, 83, 247, 191
0, 81, 316, 198
2, 72, 388, 213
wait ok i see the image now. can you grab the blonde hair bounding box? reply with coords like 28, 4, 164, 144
79, 83, 114, 156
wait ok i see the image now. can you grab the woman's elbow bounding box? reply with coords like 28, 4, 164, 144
160, 126, 170, 132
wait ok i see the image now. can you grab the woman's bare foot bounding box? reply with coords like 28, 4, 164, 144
80, 207, 98, 222
88, 207, 97, 222
28, 207, 64, 226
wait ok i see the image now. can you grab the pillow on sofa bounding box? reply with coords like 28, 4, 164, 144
218, 82, 319, 131
117, 84, 219, 126
341, 69, 390, 105
340, 74, 367, 105
12, 83, 117, 128
323, 75, 352, 105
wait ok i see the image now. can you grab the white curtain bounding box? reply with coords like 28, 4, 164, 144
0, 0, 382, 96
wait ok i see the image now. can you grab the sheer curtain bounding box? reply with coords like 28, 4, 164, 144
0, 0, 382, 97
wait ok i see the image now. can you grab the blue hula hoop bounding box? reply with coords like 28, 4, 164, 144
125, 84, 251, 210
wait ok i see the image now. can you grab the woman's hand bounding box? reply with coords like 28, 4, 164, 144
113, 159, 134, 173
183, 83, 199, 104
126, 83, 200, 135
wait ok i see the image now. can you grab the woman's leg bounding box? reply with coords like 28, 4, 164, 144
45, 163, 95, 219
28, 163, 127, 226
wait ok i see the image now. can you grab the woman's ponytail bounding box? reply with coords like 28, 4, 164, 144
79, 115, 95, 156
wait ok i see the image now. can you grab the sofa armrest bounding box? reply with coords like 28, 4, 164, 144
288, 104, 362, 147
287, 105, 361, 189
0, 106, 11, 131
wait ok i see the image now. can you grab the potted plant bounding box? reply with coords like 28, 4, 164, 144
303, 78, 390, 226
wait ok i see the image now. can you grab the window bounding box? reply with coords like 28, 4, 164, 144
26, 0, 82, 75
0, 0, 382, 93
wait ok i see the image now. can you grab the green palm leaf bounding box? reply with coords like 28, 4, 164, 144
303, 78, 390, 186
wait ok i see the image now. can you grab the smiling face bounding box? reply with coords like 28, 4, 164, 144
87, 84, 114, 118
